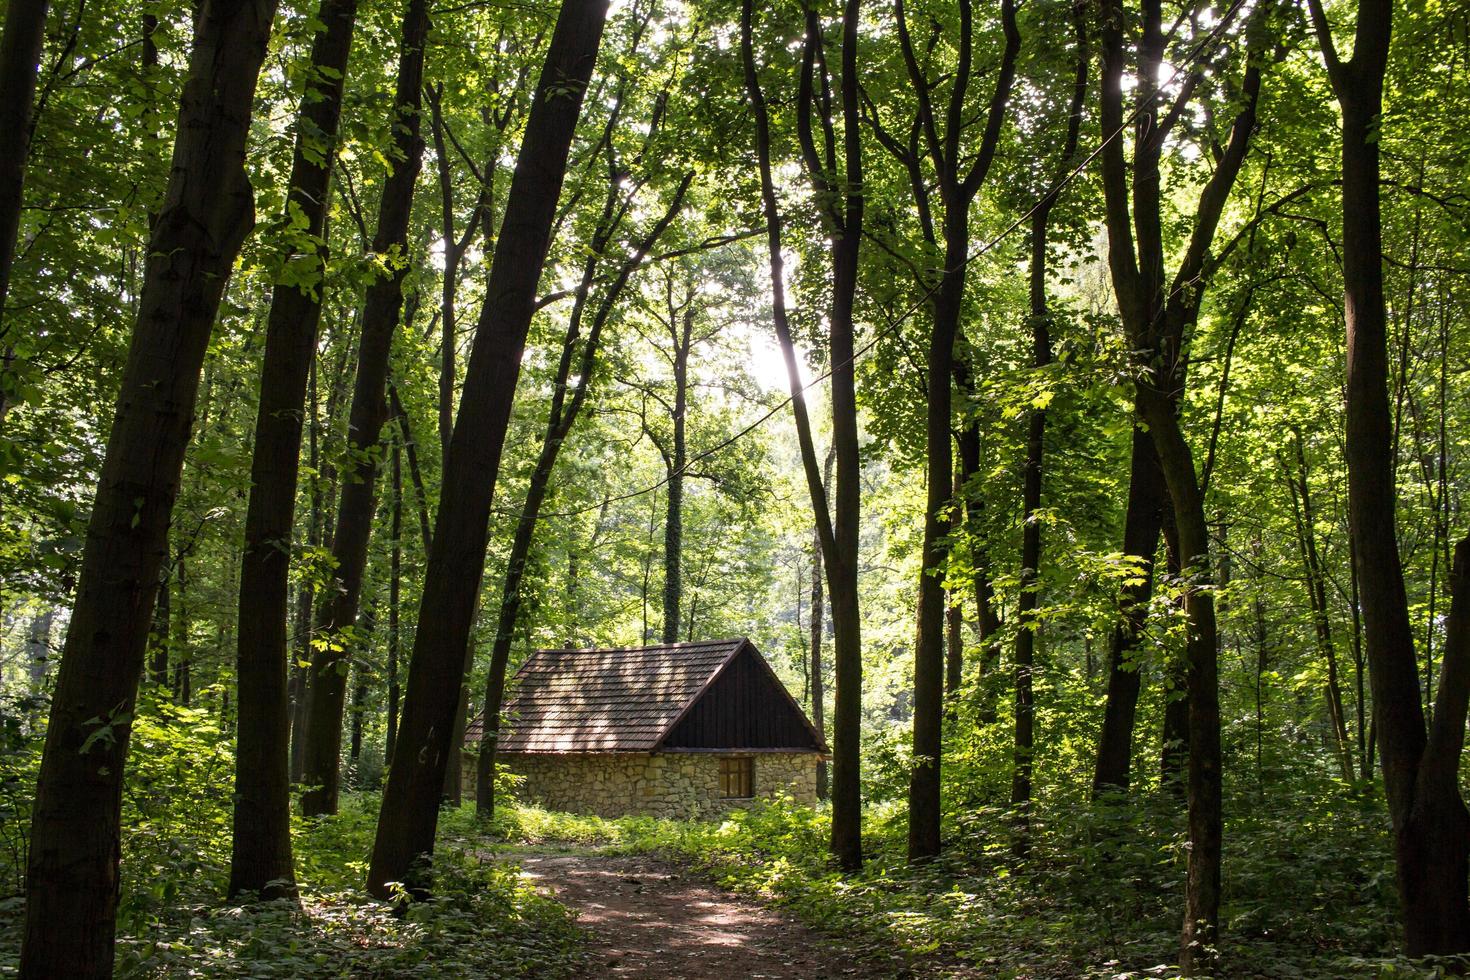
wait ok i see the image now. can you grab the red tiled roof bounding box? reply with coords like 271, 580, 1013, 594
466, 638, 747, 753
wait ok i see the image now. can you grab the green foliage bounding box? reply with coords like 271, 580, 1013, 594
489, 792, 1420, 979
0, 697, 583, 978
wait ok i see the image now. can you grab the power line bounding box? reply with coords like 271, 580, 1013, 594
517, 0, 1252, 522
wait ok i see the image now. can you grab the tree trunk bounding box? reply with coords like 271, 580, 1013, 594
172, 554, 192, 707
908, 220, 966, 862
1309, 0, 1470, 953
148, 565, 171, 688
367, 0, 607, 899
291, 359, 324, 782
473, 167, 691, 815
26, 609, 53, 693
811, 453, 830, 801
231, 0, 357, 899
660, 310, 691, 644
300, 0, 429, 818
19, 0, 278, 969
1140, 394, 1222, 972
1093, 423, 1165, 794
1011, 204, 1054, 820
1284, 433, 1354, 780
386, 442, 402, 763
0, 0, 49, 323
741, 0, 867, 869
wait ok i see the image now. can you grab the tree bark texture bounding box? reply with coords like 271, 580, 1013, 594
741, 0, 866, 868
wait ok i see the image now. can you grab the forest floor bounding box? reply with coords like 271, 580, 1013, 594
502, 847, 915, 979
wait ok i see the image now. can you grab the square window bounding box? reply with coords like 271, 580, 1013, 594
719, 756, 753, 799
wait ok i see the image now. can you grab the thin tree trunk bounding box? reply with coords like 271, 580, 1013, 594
300, 0, 429, 818
1283, 433, 1354, 780
291, 358, 324, 781
19, 0, 278, 968
387, 441, 402, 763
897, 0, 1019, 863
173, 553, 191, 707
812, 449, 832, 800
26, 609, 53, 692
1095, 0, 1266, 964
1093, 418, 1166, 795
661, 314, 689, 644
231, 0, 358, 899
1011, 15, 1084, 823
149, 565, 171, 688
367, 0, 608, 898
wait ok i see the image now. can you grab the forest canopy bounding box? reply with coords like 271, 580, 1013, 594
0, 0, 1467, 974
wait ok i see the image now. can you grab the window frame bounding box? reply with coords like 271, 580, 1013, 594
718, 755, 754, 799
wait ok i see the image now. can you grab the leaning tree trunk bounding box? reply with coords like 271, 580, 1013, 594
367, 0, 608, 899
230, 0, 358, 899
300, 0, 429, 818
474, 172, 690, 815
19, 0, 278, 971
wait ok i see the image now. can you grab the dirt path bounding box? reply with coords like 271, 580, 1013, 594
509, 850, 906, 979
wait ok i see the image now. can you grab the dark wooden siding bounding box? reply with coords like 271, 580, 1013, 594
661, 647, 823, 750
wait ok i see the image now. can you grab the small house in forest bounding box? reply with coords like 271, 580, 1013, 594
465, 638, 827, 819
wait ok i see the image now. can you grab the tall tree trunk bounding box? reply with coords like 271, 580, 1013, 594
367, 0, 608, 899
1011, 11, 1084, 819
741, 0, 869, 868
894, 0, 1019, 861
1283, 433, 1354, 781
1094, 0, 1266, 965
0, 0, 49, 325
19, 0, 278, 970
386, 442, 402, 763
148, 565, 171, 688
1159, 515, 1189, 793
173, 553, 191, 706
300, 0, 429, 818
291, 358, 324, 781
1309, 0, 1470, 954
474, 169, 690, 815
660, 315, 689, 644
231, 0, 357, 899
1010, 211, 1049, 820
811, 450, 831, 801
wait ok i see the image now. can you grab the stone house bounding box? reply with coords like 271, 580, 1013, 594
466, 638, 828, 819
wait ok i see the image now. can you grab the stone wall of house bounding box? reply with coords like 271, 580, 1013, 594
498, 751, 820, 819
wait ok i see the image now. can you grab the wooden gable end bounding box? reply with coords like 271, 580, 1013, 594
658, 642, 826, 752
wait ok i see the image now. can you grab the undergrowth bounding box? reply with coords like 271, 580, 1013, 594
486, 790, 1439, 979
0, 694, 584, 978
